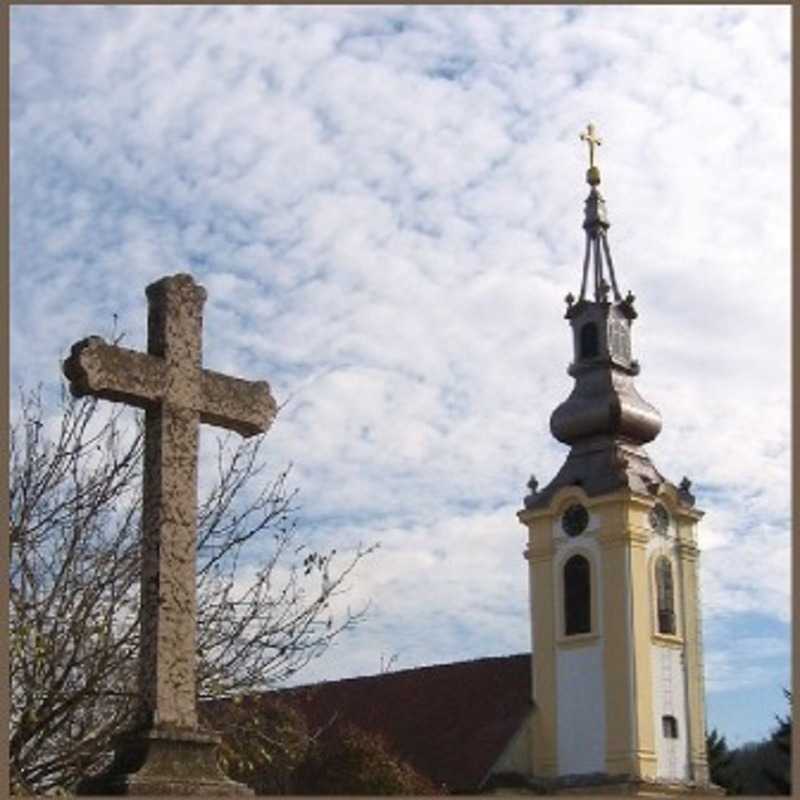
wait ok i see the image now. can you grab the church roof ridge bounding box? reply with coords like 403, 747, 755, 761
208, 652, 533, 792
279, 651, 530, 693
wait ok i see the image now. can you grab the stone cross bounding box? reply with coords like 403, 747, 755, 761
64, 273, 276, 734
580, 122, 602, 169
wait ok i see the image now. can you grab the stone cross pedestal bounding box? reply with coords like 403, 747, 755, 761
65, 274, 276, 796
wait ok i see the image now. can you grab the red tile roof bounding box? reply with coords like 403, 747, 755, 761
271, 653, 532, 792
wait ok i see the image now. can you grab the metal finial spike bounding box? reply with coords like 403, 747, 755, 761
524, 474, 539, 508
678, 476, 696, 507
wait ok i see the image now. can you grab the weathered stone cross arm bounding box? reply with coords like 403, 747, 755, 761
63, 339, 275, 437
200, 369, 274, 437
64, 276, 277, 436
63, 337, 167, 408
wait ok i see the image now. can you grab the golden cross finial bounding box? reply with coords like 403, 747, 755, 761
580, 123, 602, 169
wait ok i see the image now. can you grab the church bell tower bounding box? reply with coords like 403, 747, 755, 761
517, 125, 714, 794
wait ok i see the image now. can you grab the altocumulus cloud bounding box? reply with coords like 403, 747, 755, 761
11, 5, 790, 743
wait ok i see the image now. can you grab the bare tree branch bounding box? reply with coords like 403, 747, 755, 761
9, 387, 375, 794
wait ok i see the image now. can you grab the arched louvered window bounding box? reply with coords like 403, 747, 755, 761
564, 554, 591, 635
656, 557, 676, 635
580, 322, 599, 359
662, 715, 679, 739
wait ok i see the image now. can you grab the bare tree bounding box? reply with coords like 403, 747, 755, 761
9, 387, 374, 794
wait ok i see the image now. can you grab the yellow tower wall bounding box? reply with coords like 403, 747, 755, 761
520, 486, 709, 786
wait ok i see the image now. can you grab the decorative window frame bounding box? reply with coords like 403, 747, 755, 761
555, 545, 601, 647
552, 490, 599, 544
649, 549, 683, 646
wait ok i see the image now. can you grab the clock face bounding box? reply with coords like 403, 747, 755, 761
562, 503, 589, 537
649, 503, 670, 536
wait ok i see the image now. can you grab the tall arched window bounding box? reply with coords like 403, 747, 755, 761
579, 322, 599, 359
564, 554, 591, 635
655, 557, 676, 635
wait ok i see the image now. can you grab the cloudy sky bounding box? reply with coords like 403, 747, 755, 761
10, 6, 790, 747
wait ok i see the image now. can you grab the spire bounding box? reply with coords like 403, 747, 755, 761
524, 125, 665, 510
576, 123, 622, 304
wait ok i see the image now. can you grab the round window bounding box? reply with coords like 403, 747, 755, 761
649, 503, 670, 536
562, 503, 589, 537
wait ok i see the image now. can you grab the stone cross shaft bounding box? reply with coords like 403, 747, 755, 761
63, 274, 276, 732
